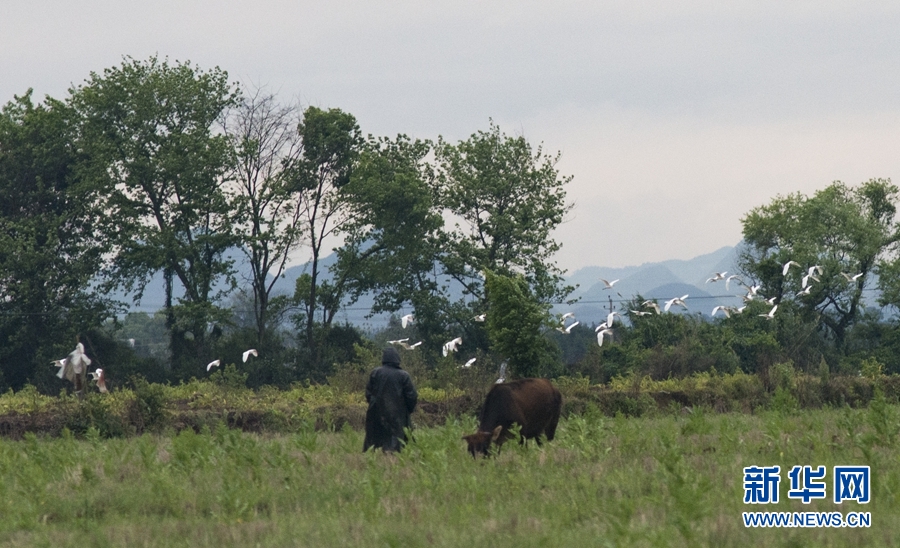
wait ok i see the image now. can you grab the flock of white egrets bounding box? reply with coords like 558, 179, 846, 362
55, 259, 864, 392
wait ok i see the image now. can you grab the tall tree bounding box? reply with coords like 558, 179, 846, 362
71, 56, 240, 378
0, 91, 111, 389
434, 122, 573, 349
739, 179, 900, 348
224, 88, 304, 347
334, 135, 448, 349
284, 106, 362, 370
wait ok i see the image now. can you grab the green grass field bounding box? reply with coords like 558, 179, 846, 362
0, 400, 897, 547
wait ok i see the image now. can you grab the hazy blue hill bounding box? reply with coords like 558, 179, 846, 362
119, 243, 751, 327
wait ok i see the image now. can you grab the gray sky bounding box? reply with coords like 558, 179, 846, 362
4, 1, 900, 273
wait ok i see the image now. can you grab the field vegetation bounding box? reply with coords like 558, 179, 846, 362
0, 394, 897, 547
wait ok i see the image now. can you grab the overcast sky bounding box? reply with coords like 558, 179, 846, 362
3, 1, 900, 274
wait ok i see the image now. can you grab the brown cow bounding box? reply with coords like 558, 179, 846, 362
462, 378, 562, 457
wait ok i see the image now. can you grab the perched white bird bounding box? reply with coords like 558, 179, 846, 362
711, 306, 730, 318
841, 272, 863, 282
442, 337, 462, 357
88, 368, 108, 394
461, 357, 477, 368
783, 260, 801, 276
641, 300, 661, 315
759, 304, 778, 320
206, 359, 221, 372
473, 314, 486, 322
242, 349, 258, 363
596, 329, 613, 347
400, 314, 415, 328
496, 361, 507, 384
557, 321, 579, 334
664, 295, 689, 312
706, 271, 728, 283
725, 274, 744, 291
600, 278, 619, 290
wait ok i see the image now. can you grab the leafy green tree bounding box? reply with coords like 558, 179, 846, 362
224, 88, 304, 348
282, 106, 362, 372
739, 179, 900, 349
0, 91, 112, 389
483, 270, 559, 378
333, 135, 448, 351
70, 56, 240, 378
436, 122, 573, 309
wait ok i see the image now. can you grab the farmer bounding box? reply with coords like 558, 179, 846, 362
363, 347, 418, 453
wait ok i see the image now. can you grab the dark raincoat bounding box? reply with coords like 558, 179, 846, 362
363, 348, 418, 452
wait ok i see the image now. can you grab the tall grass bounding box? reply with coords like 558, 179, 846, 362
0, 406, 897, 547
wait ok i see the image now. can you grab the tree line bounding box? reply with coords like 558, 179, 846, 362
0, 56, 571, 391
3, 55, 900, 395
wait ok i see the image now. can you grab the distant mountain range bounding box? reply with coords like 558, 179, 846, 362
555, 244, 745, 324
119, 243, 750, 328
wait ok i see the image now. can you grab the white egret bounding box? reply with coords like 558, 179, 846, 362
88, 368, 108, 393
641, 300, 661, 315
600, 278, 619, 290
759, 304, 778, 320
401, 314, 415, 328
242, 349, 258, 362
473, 314, 486, 322
664, 295, 689, 312
496, 362, 507, 384
462, 357, 476, 368
725, 274, 744, 291
711, 306, 730, 318
783, 260, 801, 276
51, 359, 67, 379
596, 329, 613, 347
606, 311, 619, 327
841, 272, 863, 282
706, 271, 727, 283
206, 359, 221, 372
442, 337, 463, 357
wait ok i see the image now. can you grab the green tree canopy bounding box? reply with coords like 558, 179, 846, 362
70, 56, 240, 378
739, 179, 900, 348
0, 91, 111, 389
483, 270, 558, 378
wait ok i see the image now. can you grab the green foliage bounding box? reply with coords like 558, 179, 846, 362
70, 55, 241, 380
0, 91, 112, 389
208, 363, 249, 390
740, 179, 900, 348
128, 376, 168, 433
483, 270, 559, 378
0, 409, 897, 546
436, 121, 573, 306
